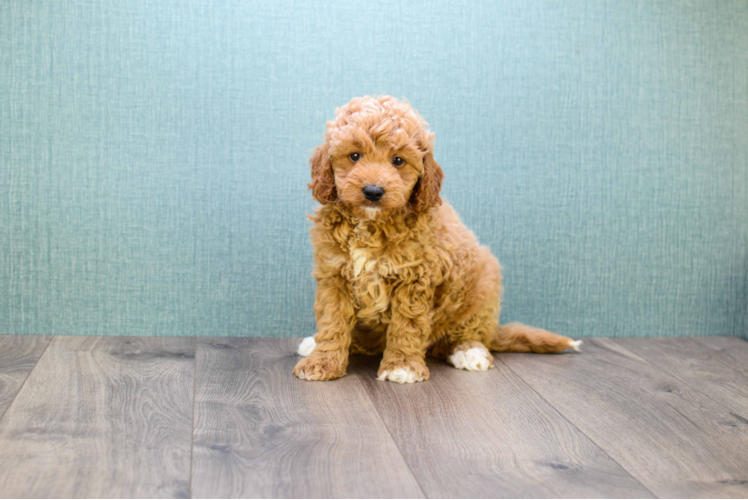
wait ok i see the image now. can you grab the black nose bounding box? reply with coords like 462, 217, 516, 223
363, 185, 385, 202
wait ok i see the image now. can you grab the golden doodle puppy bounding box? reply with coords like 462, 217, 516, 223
294, 95, 580, 384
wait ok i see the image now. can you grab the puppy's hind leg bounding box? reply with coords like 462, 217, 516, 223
430, 309, 497, 372
297, 335, 317, 357
447, 340, 494, 372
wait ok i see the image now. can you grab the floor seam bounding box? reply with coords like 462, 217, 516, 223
353, 362, 429, 499
188, 337, 198, 499
0, 335, 54, 424
497, 354, 660, 499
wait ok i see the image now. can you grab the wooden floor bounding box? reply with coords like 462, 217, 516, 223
0, 336, 747, 498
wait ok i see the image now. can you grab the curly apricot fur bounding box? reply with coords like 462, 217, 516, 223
294, 96, 577, 383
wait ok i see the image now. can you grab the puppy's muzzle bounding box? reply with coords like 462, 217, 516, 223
363, 185, 385, 202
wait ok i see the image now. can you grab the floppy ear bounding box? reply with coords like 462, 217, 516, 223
308, 144, 337, 204
409, 152, 444, 213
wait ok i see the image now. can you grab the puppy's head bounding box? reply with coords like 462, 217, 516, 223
309, 96, 443, 219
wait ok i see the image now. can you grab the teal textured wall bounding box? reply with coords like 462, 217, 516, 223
1, 1, 746, 338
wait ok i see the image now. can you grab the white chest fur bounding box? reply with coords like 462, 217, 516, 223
347, 224, 391, 318
349, 246, 377, 278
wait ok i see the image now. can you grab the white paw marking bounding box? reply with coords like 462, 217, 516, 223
377, 367, 423, 384
297, 336, 316, 357
570, 340, 582, 352
449, 346, 493, 371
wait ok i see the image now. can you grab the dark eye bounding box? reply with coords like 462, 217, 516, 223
349, 153, 361, 162
392, 157, 405, 167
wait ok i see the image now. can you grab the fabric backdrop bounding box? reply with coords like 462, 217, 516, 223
2, 0, 746, 339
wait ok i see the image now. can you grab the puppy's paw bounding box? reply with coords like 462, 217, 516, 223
293, 352, 346, 381
448, 342, 494, 372
297, 335, 316, 357
377, 360, 429, 384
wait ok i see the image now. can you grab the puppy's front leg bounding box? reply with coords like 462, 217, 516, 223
378, 280, 432, 384
293, 276, 355, 381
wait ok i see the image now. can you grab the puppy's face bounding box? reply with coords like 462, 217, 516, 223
329, 137, 422, 219
309, 96, 443, 219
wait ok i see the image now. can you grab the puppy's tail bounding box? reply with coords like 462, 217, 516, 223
488, 322, 581, 353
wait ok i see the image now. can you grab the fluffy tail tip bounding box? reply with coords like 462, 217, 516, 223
569, 339, 583, 352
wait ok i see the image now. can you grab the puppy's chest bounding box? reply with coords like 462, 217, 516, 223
342, 224, 401, 280
343, 226, 399, 317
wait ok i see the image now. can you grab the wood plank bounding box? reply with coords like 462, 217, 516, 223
616, 337, 748, 421
692, 336, 748, 378
0, 336, 196, 499
351, 354, 653, 498
0, 335, 51, 419
501, 338, 748, 498
191, 338, 424, 499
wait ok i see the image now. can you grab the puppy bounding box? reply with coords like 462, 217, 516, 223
294, 96, 580, 384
